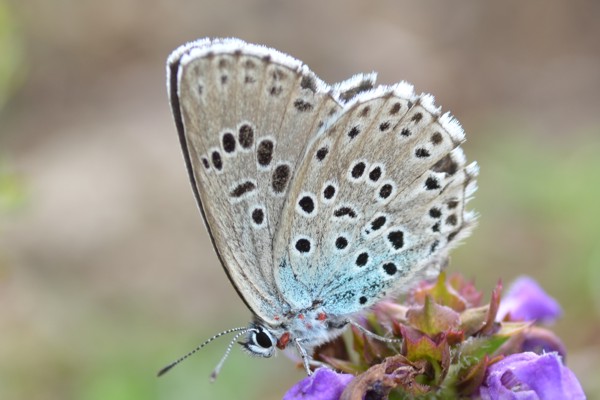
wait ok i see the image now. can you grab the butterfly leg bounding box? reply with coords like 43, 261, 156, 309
348, 319, 403, 344
294, 338, 313, 375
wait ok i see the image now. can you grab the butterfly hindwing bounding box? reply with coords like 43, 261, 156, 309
273, 83, 478, 315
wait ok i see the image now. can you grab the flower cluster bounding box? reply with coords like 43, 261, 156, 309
284, 274, 585, 400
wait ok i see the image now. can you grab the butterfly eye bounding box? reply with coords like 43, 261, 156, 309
255, 330, 273, 348
243, 326, 276, 358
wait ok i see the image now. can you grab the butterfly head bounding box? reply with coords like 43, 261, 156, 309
241, 309, 350, 360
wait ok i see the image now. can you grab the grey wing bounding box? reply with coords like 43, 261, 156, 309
167, 38, 377, 322
273, 82, 478, 315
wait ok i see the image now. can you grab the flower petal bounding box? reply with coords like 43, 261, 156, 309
497, 276, 562, 323
479, 352, 585, 400
283, 368, 354, 400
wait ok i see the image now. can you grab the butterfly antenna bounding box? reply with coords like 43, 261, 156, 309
157, 326, 248, 377
209, 328, 253, 382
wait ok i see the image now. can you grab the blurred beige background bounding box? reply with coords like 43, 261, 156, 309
1, 1, 599, 399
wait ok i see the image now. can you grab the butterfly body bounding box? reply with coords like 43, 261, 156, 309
166, 38, 477, 371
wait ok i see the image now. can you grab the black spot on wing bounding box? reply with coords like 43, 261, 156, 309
298, 196, 315, 214
335, 236, 348, 249
431, 132, 443, 145
369, 167, 382, 182
371, 216, 386, 230
295, 238, 311, 253
446, 214, 457, 226
351, 162, 366, 179
429, 208, 442, 218
383, 262, 397, 275
222, 132, 236, 153
379, 121, 391, 132
411, 112, 423, 123
316, 146, 329, 161
323, 185, 335, 200
432, 154, 458, 176
201, 157, 210, 170
238, 124, 254, 148
339, 79, 374, 102
425, 177, 440, 190
212, 151, 223, 170
257, 139, 274, 166
294, 99, 313, 112
355, 252, 368, 267
379, 184, 393, 199
272, 164, 291, 193
348, 126, 360, 139
300, 75, 317, 92
387, 230, 404, 250
334, 207, 357, 219
447, 199, 459, 209
251, 208, 264, 225
415, 148, 430, 158
230, 181, 256, 198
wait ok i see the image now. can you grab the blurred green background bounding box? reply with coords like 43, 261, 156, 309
1, 0, 599, 399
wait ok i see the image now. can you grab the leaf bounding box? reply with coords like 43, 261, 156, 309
411, 272, 467, 312
401, 325, 451, 384
460, 305, 489, 337
455, 355, 489, 396
460, 335, 509, 361
479, 280, 503, 335
406, 296, 461, 335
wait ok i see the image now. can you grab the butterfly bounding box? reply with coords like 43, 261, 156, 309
159, 38, 477, 379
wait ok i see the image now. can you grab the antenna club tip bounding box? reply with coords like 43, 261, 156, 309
157, 364, 174, 377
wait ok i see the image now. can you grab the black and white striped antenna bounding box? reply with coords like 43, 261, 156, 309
157, 326, 250, 379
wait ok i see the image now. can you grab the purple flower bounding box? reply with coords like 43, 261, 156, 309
497, 276, 562, 323
479, 352, 585, 400
520, 326, 567, 359
283, 368, 354, 400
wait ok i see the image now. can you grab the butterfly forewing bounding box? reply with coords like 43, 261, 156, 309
168, 39, 349, 321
